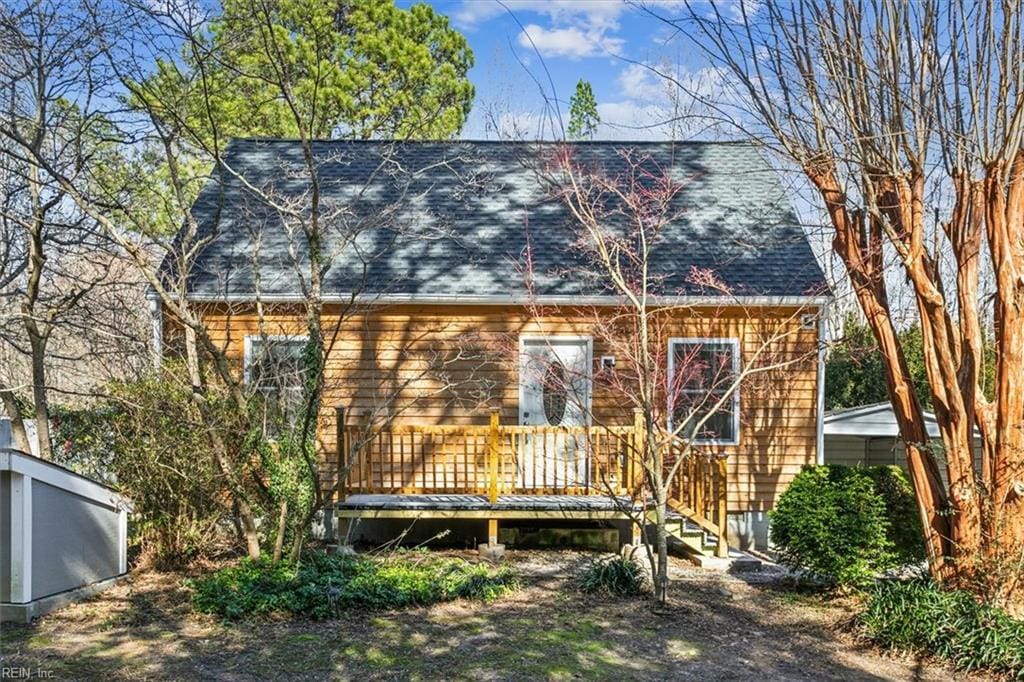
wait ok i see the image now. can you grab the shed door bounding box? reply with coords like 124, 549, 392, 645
519, 338, 590, 488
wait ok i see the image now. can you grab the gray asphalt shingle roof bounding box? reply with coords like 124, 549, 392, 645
173, 139, 827, 300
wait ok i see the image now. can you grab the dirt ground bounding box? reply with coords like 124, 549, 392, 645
0, 551, 979, 681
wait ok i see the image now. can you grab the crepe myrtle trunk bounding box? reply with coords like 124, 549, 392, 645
984, 160, 1024, 587
813, 169, 954, 579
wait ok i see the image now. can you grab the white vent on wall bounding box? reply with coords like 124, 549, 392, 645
800, 313, 818, 330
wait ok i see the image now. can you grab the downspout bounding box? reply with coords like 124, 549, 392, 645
815, 302, 829, 466
149, 297, 163, 369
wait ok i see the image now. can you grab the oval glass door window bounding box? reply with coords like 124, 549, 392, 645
542, 359, 568, 426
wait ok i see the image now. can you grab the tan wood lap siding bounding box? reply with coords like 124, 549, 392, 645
186, 303, 820, 512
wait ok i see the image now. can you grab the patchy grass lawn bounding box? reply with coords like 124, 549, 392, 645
0, 551, 982, 681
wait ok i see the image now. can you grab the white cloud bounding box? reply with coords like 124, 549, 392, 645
455, 0, 636, 60
594, 62, 738, 140
596, 101, 676, 140
454, 1, 627, 29
617, 63, 669, 100
517, 23, 625, 60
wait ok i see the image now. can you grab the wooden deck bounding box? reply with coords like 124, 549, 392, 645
335, 408, 730, 555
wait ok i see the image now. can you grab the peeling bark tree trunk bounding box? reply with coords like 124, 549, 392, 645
983, 155, 1024, 599
811, 167, 953, 578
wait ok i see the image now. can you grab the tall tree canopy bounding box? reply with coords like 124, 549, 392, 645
567, 79, 600, 140
827, 319, 997, 412
144, 0, 475, 142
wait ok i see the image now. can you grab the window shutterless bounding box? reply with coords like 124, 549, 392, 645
667, 338, 740, 445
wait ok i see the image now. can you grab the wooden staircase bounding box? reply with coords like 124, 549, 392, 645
645, 510, 724, 558
664, 450, 731, 558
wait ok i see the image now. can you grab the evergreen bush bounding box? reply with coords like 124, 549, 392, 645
578, 555, 648, 596
770, 466, 899, 586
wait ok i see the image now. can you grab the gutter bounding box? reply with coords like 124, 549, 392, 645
172, 292, 832, 307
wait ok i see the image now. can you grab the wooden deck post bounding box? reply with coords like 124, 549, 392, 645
631, 408, 645, 494
716, 457, 729, 558
336, 406, 346, 503
488, 407, 500, 504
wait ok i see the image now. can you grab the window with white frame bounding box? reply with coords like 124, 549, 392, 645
245, 335, 308, 433
668, 338, 740, 444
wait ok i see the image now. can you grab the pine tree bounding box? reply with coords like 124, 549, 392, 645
567, 80, 600, 140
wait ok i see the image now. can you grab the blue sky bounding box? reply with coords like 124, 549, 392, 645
400, 1, 720, 140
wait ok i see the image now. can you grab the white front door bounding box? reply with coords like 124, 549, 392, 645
519, 337, 591, 488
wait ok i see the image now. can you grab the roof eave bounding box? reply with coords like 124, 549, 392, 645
178, 292, 832, 307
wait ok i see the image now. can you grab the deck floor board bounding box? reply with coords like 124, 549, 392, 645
338, 493, 644, 512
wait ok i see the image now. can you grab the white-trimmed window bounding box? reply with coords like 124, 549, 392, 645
244, 335, 308, 432
667, 338, 740, 445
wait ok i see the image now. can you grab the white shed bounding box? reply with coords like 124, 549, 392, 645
823, 402, 981, 483
1, 444, 130, 622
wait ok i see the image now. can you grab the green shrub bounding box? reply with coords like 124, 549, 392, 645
770, 466, 896, 586
861, 580, 1024, 678
53, 367, 229, 567
857, 465, 925, 565
578, 555, 648, 596
188, 551, 518, 619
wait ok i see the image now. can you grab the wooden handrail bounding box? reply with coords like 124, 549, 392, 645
664, 447, 729, 558
716, 457, 728, 557
336, 406, 346, 503
341, 421, 635, 496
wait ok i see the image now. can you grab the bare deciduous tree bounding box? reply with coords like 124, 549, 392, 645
0, 1, 148, 457
1, 0, 487, 563
524, 146, 821, 600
